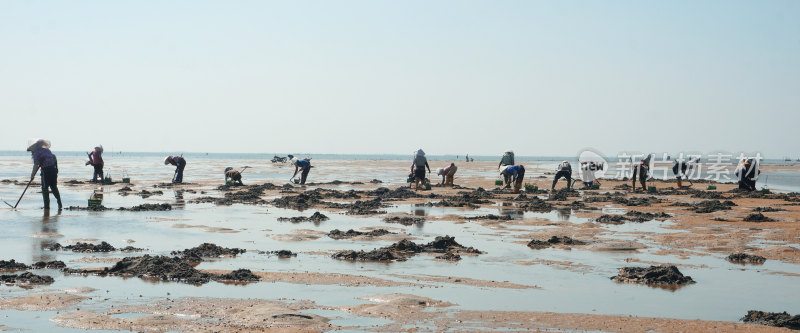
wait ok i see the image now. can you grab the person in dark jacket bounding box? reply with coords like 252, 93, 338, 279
672, 156, 700, 188
552, 160, 572, 190
224, 167, 244, 186
28, 139, 62, 211
631, 154, 652, 192
289, 155, 312, 184
735, 158, 760, 191
164, 155, 186, 183
411, 149, 431, 191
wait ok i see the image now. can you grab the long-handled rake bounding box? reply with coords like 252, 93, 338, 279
4, 178, 34, 209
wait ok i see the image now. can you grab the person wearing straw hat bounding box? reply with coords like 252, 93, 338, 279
164, 155, 186, 183
86, 145, 104, 183
27, 139, 62, 211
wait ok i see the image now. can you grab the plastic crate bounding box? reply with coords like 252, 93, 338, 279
88, 199, 102, 206
707, 185, 717, 190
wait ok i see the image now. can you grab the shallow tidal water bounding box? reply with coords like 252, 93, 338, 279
0, 154, 799, 331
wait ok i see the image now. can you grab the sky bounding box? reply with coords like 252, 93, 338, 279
1, 1, 799, 157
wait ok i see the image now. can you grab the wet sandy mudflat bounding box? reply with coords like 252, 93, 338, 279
0, 157, 799, 332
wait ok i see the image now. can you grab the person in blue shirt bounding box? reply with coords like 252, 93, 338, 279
289, 155, 311, 184
28, 139, 62, 211
164, 155, 186, 183
500, 164, 525, 193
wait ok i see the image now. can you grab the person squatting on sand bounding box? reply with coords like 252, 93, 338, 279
735, 158, 760, 191
411, 149, 431, 191
498, 149, 515, 169
289, 155, 311, 185
436, 163, 458, 186
164, 155, 186, 183
580, 161, 599, 189
224, 167, 244, 186
631, 154, 652, 192
501, 164, 525, 193
552, 160, 572, 191
28, 139, 62, 211
86, 145, 104, 183
672, 156, 700, 188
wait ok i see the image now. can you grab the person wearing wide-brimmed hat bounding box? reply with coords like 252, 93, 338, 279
164, 155, 186, 183
28, 139, 62, 210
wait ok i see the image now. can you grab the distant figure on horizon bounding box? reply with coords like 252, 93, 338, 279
86, 145, 104, 183
289, 154, 311, 184
552, 160, 572, 191
498, 150, 514, 170
631, 154, 652, 192
500, 164, 525, 194
672, 156, 700, 188
735, 158, 760, 191
164, 155, 186, 183
465, 154, 469, 162
437, 163, 458, 186
411, 149, 431, 191
224, 167, 244, 186
28, 139, 62, 211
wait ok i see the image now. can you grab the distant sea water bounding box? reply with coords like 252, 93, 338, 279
2, 151, 800, 193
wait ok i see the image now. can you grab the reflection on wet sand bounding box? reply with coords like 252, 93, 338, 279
31, 210, 59, 264
0, 158, 799, 331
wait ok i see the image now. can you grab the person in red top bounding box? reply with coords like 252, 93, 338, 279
86, 145, 104, 183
